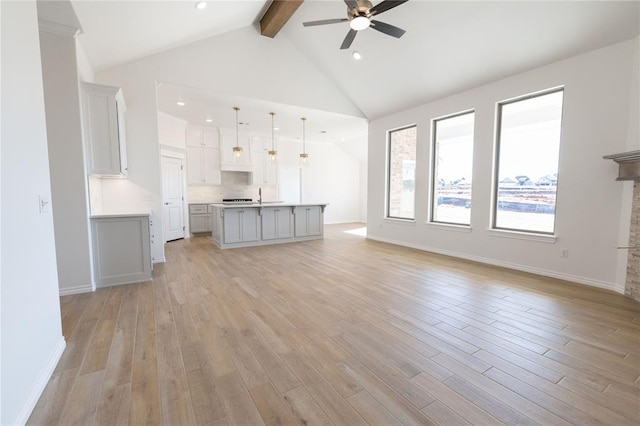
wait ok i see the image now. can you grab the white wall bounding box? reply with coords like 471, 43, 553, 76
367, 38, 639, 293
91, 25, 366, 259
1, 1, 65, 424
39, 28, 94, 295
75, 37, 94, 83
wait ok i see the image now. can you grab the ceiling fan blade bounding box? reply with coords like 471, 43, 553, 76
370, 20, 406, 38
370, 0, 409, 16
303, 18, 349, 27
343, 0, 358, 9
340, 29, 358, 49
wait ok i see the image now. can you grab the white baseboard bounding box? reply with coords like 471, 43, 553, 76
59, 283, 94, 296
12, 336, 66, 425
153, 257, 166, 264
366, 235, 624, 295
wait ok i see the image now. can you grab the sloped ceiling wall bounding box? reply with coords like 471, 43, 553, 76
96, 24, 366, 118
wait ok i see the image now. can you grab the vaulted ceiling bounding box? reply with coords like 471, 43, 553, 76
69, 1, 639, 131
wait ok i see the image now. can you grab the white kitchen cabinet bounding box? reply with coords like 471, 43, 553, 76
186, 125, 221, 185
262, 207, 293, 240
187, 147, 221, 185
187, 125, 218, 148
81, 82, 128, 176
294, 206, 323, 237
91, 214, 152, 287
223, 208, 260, 244
220, 130, 252, 171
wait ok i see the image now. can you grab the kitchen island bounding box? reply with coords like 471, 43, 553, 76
209, 203, 328, 249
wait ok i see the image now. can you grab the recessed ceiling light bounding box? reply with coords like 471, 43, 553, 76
195, 1, 207, 10
352, 51, 362, 60
205, 118, 213, 123
274, 127, 279, 131
176, 101, 185, 106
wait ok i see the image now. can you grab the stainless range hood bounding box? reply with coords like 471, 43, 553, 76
603, 150, 640, 181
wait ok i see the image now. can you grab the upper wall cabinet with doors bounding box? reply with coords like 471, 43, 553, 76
252, 136, 278, 185
219, 129, 253, 171
186, 125, 221, 185
81, 82, 128, 177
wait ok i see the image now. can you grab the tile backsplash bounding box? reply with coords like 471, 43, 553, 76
187, 181, 277, 203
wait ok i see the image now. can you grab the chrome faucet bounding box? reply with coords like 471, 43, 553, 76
258, 187, 262, 204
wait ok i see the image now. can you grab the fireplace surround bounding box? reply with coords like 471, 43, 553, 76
604, 150, 640, 300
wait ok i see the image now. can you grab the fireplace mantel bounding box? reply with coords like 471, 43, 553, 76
603, 150, 640, 181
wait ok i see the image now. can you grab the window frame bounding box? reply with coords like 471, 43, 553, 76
430, 109, 475, 227
491, 86, 565, 235
386, 124, 418, 221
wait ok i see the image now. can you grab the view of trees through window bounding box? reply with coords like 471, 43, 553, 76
432, 111, 475, 225
387, 125, 417, 220
494, 89, 564, 234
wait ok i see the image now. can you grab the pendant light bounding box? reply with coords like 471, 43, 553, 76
232, 106, 242, 158
268, 112, 277, 160
299, 117, 309, 164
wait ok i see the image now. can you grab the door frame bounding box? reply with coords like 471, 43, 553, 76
161, 149, 189, 240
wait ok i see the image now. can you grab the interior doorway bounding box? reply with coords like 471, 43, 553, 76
161, 155, 186, 242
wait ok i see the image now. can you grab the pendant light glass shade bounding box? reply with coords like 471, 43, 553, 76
299, 117, 309, 166
268, 112, 277, 161
233, 106, 242, 159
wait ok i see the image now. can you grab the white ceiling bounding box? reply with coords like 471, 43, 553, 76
69, 0, 640, 136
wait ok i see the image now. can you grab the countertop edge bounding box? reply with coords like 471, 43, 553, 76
90, 213, 152, 219
209, 203, 329, 208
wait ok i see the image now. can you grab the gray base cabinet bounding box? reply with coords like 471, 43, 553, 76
210, 203, 326, 249
262, 207, 293, 240
222, 208, 260, 243
91, 214, 152, 287
294, 206, 323, 237
189, 204, 212, 234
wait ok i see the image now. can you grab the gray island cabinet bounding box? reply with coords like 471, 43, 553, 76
210, 203, 327, 249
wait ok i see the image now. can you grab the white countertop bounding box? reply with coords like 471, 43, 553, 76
90, 212, 151, 219
209, 202, 328, 208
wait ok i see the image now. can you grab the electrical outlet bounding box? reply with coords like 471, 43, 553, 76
561, 249, 569, 258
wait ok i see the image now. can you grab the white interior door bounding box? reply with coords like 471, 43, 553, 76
161, 156, 185, 241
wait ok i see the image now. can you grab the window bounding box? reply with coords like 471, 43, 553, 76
431, 111, 475, 225
387, 125, 417, 220
493, 88, 564, 234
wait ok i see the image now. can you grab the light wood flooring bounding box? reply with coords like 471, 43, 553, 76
28, 223, 640, 425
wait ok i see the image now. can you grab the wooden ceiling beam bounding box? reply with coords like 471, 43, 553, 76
260, 0, 304, 38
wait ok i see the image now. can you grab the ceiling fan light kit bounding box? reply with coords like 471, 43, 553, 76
303, 0, 409, 50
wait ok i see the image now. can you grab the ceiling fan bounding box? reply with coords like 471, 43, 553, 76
303, 0, 409, 50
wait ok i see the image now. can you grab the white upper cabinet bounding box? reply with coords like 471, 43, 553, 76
219, 130, 252, 171
186, 125, 218, 148
81, 82, 128, 177
186, 125, 221, 185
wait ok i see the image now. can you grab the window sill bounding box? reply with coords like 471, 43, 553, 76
486, 228, 557, 244
384, 217, 416, 226
425, 222, 472, 233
